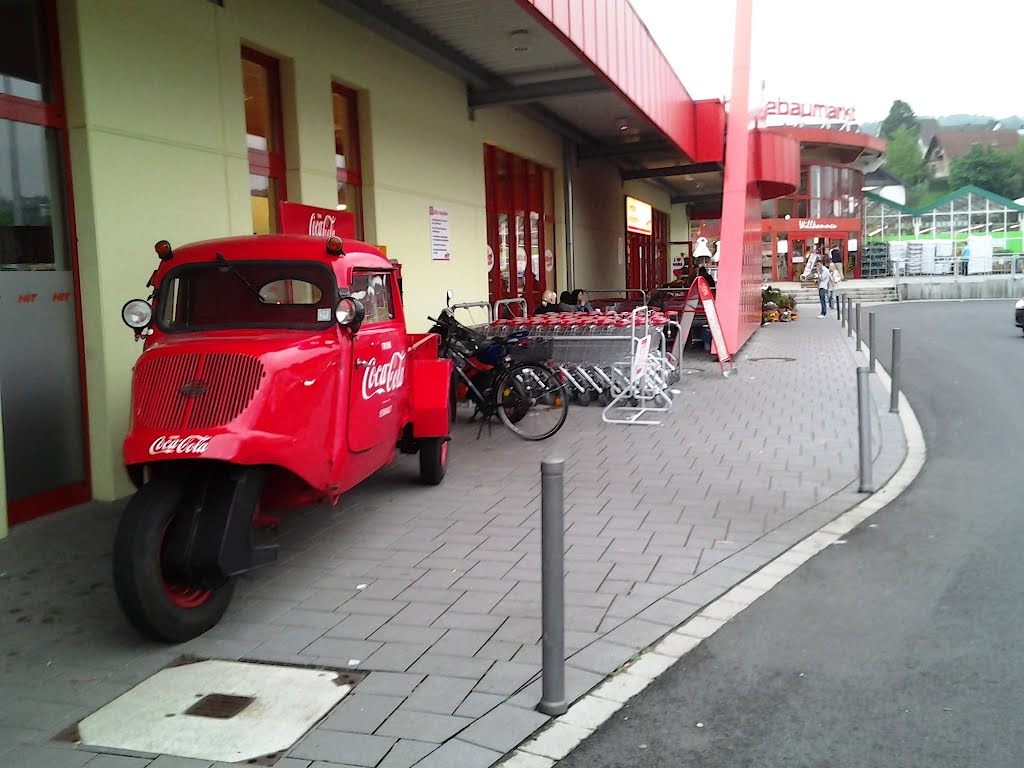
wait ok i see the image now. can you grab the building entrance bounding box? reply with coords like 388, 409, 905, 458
1, 0, 89, 524
483, 145, 555, 312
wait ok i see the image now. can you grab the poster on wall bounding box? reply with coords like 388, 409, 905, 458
671, 253, 685, 280
429, 206, 450, 261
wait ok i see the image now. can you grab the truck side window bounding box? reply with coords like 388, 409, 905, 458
351, 271, 395, 324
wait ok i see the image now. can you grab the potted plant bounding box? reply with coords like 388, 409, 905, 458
761, 285, 782, 323
778, 293, 792, 322
786, 293, 799, 320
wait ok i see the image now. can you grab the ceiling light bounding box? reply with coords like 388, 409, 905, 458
336, 204, 348, 211
616, 116, 631, 132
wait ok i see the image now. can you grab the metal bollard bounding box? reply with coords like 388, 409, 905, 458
837, 294, 843, 324
857, 367, 874, 493
855, 303, 862, 351
889, 328, 901, 414
538, 458, 567, 716
846, 297, 852, 337
868, 312, 876, 372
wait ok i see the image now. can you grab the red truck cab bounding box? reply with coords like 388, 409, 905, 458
115, 234, 451, 642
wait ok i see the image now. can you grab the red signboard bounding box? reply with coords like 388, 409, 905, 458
764, 217, 860, 233
278, 201, 356, 238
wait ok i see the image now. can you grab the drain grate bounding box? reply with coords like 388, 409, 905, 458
747, 356, 796, 362
185, 693, 254, 719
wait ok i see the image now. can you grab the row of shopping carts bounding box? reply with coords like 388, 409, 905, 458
453, 300, 683, 407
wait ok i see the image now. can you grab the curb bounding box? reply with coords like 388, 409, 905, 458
497, 313, 927, 768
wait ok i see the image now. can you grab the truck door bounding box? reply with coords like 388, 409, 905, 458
348, 269, 406, 453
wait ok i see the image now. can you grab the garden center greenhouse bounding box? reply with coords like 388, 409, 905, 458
862, 186, 1024, 277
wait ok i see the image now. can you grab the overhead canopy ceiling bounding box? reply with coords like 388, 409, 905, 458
321, 0, 724, 205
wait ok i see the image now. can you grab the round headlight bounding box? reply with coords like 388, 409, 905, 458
122, 299, 153, 329
1016, 299, 1024, 310
336, 297, 357, 325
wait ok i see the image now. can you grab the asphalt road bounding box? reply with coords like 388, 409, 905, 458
559, 300, 1024, 768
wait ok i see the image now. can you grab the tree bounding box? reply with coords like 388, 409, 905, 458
884, 125, 927, 186
1007, 139, 1024, 200
949, 142, 1015, 197
880, 100, 919, 140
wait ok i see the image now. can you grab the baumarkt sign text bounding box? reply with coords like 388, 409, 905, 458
763, 99, 856, 123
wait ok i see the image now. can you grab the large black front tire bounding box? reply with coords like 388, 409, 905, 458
419, 437, 448, 485
113, 476, 235, 643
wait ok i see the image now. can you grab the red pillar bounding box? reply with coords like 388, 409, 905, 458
715, 0, 762, 353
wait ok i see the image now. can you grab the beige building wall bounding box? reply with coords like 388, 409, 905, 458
55, 0, 568, 502
571, 159, 677, 291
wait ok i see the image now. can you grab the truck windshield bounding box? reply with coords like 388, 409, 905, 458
158, 260, 336, 332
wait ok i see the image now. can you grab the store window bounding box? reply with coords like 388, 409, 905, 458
242, 47, 286, 234
484, 145, 555, 311
0, 0, 89, 522
332, 84, 363, 238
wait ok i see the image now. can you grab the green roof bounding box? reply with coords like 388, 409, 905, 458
864, 184, 1024, 215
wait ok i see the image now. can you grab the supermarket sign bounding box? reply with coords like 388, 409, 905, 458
761, 98, 856, 124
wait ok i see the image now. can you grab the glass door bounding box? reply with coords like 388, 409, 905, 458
484, 145, 554, 312
1, 0, 89, 524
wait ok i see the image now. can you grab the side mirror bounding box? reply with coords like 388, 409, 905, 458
336, 297, 365, 334
446, 289, 454, 307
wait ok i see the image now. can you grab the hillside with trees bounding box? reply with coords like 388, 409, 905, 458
874, 100, 1024, 206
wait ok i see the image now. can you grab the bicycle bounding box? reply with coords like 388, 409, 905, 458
427, 308, 569, 441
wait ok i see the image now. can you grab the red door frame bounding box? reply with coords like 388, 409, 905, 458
484, 144, 552, 311
626, 206, 668, 292
4, 0, 92, 524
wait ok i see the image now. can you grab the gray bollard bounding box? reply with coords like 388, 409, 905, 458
846, 297, 853, 337
889, 328, 901, 414
538, 458, 567, 716
837, 294, 843, 324
857, 367, 874, 493
855, 303, 862, 351
868, 312, 877, 372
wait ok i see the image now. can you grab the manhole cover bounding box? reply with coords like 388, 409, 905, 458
61, 658, 364, 765
747, 356, 796, 362
186, 693, 254, 719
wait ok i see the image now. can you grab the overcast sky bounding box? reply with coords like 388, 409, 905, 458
629, 0, 1023, 123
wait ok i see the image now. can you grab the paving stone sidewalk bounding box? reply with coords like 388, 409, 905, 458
0, 311, 906, 768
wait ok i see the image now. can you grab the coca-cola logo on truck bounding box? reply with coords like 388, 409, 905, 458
149, 435, 212, 455
361, 351, 407, 399
308, 213, 337, 237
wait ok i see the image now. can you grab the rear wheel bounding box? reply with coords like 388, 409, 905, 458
496, 363, 569, 440
418, 437, 448, 485
113, 475, 235, 643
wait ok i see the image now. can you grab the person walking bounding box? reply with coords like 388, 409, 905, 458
817, 261, 831, 318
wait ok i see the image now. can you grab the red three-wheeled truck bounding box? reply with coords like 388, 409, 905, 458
115, 234, 452, 642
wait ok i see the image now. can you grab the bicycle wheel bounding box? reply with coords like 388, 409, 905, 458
495, 363, 569, 440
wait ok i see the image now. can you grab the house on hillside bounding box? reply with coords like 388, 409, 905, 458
864, 166, 907, 205
993, 116, 1024, 133
924, 129, 1021, 179
916, 118, 939, 154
